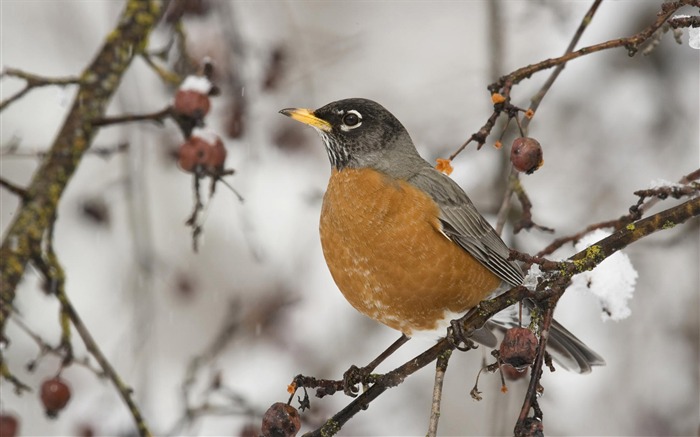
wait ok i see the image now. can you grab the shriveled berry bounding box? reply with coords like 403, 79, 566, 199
261, 402, 301, 437
40, 377, 72, 418
499, 327, 538, 370
510, 137, 543, 174
177, 136, 211, 173
173, 89, 211, 119
0, 413, 19, 437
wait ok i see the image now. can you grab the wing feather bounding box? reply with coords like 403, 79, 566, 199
408, 167, 524, 287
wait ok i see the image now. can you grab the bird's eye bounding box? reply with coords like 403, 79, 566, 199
342, 110, 362, 129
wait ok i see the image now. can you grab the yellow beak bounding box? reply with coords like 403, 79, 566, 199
279, 108, 332, 132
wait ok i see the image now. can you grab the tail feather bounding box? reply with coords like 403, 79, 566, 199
481, 300, 605, 374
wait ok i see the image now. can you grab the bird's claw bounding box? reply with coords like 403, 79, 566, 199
448, 320, 478, 351
342, 364, 370, 397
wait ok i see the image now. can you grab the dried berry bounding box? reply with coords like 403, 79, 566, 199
0, 413, 19, 437
173, 89, 211, 119
499, 327, 538, 370
40, 377, 72, 418
261, 402, 301, 437
510, 137, 544, 174
177, 136, 211, 173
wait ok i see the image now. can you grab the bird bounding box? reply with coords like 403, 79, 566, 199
279, 98, 604, 373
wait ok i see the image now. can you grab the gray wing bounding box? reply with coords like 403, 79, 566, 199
408, 166, 524, 287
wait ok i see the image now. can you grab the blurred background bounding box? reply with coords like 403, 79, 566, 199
1, 1, 698, 436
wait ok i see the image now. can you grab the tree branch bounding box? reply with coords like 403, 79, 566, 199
0, 0, 165, 338
298, 193, 700, 436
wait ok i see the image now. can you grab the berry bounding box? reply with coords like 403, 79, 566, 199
0, 413, 19, 437
261, 402, 301, 437
204, 137, 227, 173
499, 327, 538, 370
173, 89, 211, 119
40, 377, 72, 418
177, 136, 211, 173
510, 137, 544, 174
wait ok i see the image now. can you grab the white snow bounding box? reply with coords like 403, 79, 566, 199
567, 229, 638, 321
523, 263, 543, 290
648, 178, 685, 189
690, 28, 700, 49
191, 127, 220, 146
178, 75, 213, 94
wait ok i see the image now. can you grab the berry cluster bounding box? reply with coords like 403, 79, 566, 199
172, 74, 228, 177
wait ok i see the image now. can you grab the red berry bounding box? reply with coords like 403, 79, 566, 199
0, 413, 19, 437
177, 136, 211, 173
205, 137, 227, 172
40, 377, 72, 418
499, 327, 538, 370
510, 137, 543, 174
173, 89, 211, 119
261, 402, 301, 437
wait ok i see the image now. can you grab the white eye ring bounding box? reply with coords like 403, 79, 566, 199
340, 110, 362, 131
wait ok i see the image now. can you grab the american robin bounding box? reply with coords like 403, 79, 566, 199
280, 98, 604, 373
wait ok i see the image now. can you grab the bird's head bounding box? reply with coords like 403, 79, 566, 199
280, 98, 417, 170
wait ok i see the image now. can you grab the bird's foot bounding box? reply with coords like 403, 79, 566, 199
448, 320, 478, 351
342, 364, 376, 397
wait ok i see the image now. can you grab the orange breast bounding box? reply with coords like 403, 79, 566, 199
319, 168, 502, 336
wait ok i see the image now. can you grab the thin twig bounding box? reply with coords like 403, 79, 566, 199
10, 315, 105, 376
521, 0, 604, 133
667, 14, 700, 28
0, 352, 33, 394
0, 68, 80, 112
427, 350, 452, 437
0, 177, 28, 199
452, 0, 688, 161
140, 53, 182, 85
495, 0, 604, 235
32, 226, 152, 437
536, 170, 700, 257
92, 107, 173, 127
495, 168, 517, 235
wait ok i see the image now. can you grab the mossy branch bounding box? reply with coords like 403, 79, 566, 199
0, 0, 164, 338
